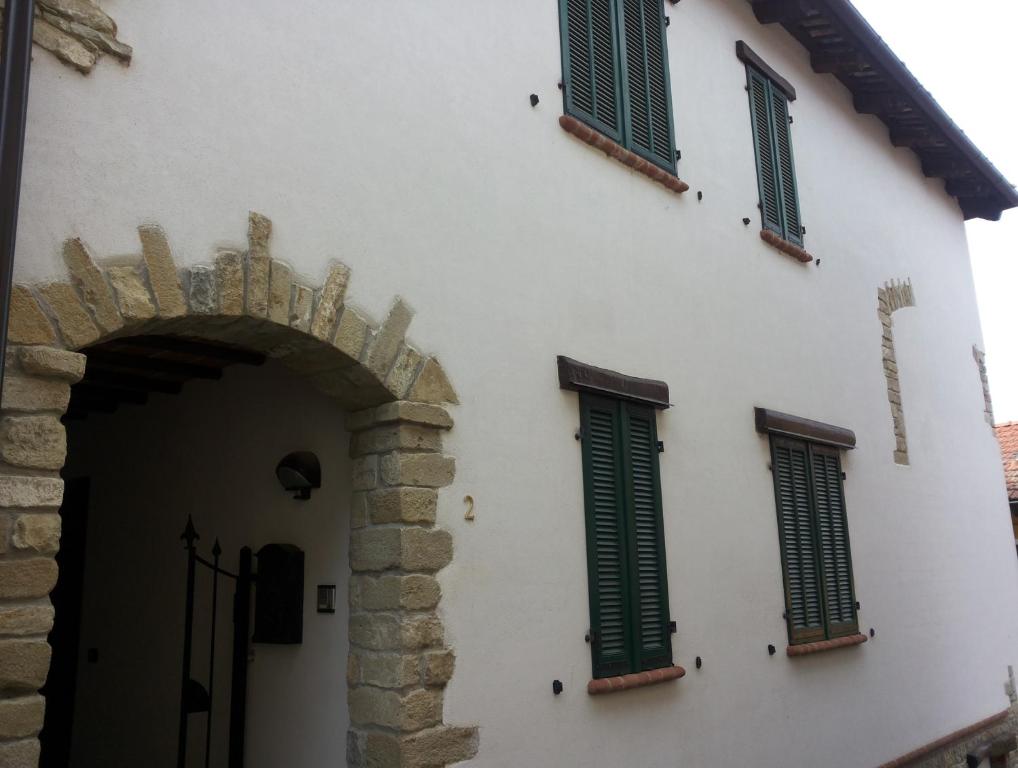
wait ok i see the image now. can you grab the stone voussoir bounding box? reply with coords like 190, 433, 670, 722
38, 282, 100, 349
311, 263, 352, 341
8, 287, 57, 346
366, 298, 414, 379
106, 264, 156, 322
62, 238, 123, 334
139, 225, 187, 318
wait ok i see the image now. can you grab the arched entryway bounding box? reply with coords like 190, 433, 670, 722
0, 214, 478, 767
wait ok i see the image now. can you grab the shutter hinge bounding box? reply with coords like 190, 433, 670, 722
668, 621, 677, 634
575, 429, 583, 442
585, 629, 599, 645
801, 225, 807, 236
855, 601, 861, 611
675, 149, 681, 162
665, 16, 670, 27
789, 114, 794, 124
656, 440, 665, 453
841, 471, 847, 480
782, 611, 788, 620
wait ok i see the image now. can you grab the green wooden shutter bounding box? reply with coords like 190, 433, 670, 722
560, 0, 624, 143
622, 403, 672, 670
810, 445, 858, 638
747, 69, 783, 235
770, 436, 825, 645
770, 89, 803, 246
581, 395, 633, 678
618, 0, 676, 171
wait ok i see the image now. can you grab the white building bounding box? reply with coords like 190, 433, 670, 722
0, 1, 1016, 767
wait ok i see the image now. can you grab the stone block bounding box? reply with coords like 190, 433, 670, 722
407, 358, 458, 405
401, 528, 453, 572
357, 652, 421, 689
0, 513, 8, 553
349, 613, 401, 651
18, 347, 85, 383
401, 725, 479, 768
0, 559, 58, 599
347, 402, 453, 433
350, 491, 368, 529
8, 287, 56, 346
40, 0, 117, 35
311, 263, 351, 340
349, 686, 442, 732
107, 264, 156, 323
0, 605, 55, 636
39, 283, 100, 349
333, 306, 369, 361
894, 450, 909, 465
351, 574, 401, 610
0, 738, 41, 768
0, 640, 51, 692
380, 454, 455, 489
401, 616, 443, 650
400, 688, 443, 732
139, 225, 186, 317
368, 488, 438, 525
1, 415, 66, 470
215, 250, 245, 315
188, 265, 217, 315
399, 575, 441, 610
352, 426, 442, 458
0, 695, 45, 739
12, 514, 61, 554
268, 261, 293, 325
1, 375, 71, 413
0, 476, 64, 509
424, 651, 455, 687
62, 238, 122, 334
291, 284, 314, 331
351, 455, 379, 491
350, 528, 402, 572
366, 298, 414, 379
386, 345, 424, 399
365, 731, 402, 768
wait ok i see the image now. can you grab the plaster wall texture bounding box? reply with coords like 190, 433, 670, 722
18, 0, 1018, 766
63, 362, 351, 768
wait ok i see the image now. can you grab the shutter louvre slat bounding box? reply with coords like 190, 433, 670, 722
748, 69, 783, 235
810, 446, 858, 637
771, 91, 803, 246
562, 0, 624, 142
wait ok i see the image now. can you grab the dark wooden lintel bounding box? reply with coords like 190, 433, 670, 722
557, 356, 670, 409
754, 407, 856, 449
736, 41, 797, 100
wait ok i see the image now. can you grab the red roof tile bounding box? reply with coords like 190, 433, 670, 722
994, 422, 1018, 501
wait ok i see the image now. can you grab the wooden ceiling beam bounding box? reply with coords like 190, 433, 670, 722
751, 0, 813, 24
79, 369, 184, 394
85, 349, 223, 381
73, 383, 148, 406
890, 127, 945, 149
812, 51, 870, 74
921, 157, 973, 180
853, 92, 913, 116
103, 335, 265, 367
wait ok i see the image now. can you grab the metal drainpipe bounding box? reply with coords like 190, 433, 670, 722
0, 0, 36, 404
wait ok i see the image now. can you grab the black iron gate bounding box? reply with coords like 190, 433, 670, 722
177, 516, 253, 768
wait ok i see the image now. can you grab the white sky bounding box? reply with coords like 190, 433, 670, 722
848, 0, 1018, 424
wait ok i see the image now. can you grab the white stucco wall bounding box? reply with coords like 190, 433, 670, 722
64, 362, 351, 768
22, 1, 1018, 766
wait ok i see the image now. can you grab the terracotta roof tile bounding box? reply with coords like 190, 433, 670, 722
994, 422, 1018, 501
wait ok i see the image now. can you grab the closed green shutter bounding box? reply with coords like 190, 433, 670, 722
747, 68, 783, 235
810, 445, 858, 638
770, 436, 825, 645
581, 395, 633, 678
770, 89, 803, 246
622, 403, 672, 670
561, 0, 624, 143
618, 0, 676, 171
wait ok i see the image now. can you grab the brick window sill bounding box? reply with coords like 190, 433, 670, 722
587, 665, 686, 695
760, 229, 814, 263
786, 633, 868, 657
559, 115, 690, 196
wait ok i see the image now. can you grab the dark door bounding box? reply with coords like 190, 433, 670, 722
39, 477, 90, 768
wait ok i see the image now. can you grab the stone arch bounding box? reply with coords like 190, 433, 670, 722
0, 213, 478, 767
877, 279, 916, 466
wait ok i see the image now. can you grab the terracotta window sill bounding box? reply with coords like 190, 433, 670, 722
786, 633, 868, 657
559, 115, 690, 196
587, 665, 686, 695
760, 229, 814, 263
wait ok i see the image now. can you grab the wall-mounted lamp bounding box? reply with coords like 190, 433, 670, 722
317, 585, 336, 614
276, 451, 321, 500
